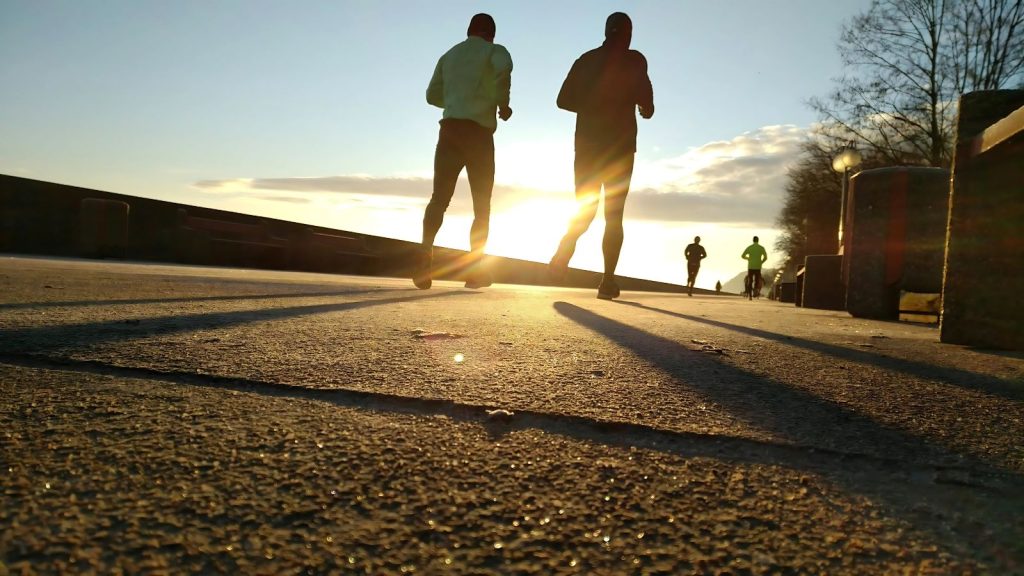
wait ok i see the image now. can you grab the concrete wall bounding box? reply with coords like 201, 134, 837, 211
801, 254, 844, 310
940, 90, 1024, 349
0, 174, 688, 294
843, 167, 949, 319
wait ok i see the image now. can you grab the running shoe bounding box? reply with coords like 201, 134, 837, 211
548, 247, 570, 282
464, 270, 493, 289
412, 248, 432, 290
597, 276, 620, 300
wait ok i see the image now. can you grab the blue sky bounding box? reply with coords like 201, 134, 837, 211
0, 0, 871, 286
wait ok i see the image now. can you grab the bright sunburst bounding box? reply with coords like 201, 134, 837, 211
485, 198, 576, 264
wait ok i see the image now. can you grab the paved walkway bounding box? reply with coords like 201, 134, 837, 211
2, 256, 1023, 574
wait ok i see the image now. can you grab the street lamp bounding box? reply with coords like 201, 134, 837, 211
832, 145, 863, 253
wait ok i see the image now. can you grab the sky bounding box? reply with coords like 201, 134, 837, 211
0, 0, 872, 287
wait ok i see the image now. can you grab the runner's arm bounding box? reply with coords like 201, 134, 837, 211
426, 58, 444, 108
557, 59, 583, 113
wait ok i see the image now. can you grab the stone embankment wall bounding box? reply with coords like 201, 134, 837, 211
0, 174, 687, 294
940, 90, 1024, 349
843, 167, 949, 319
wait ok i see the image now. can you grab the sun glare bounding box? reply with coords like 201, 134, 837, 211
485, 199, 575, 264
498, 140, 574, 192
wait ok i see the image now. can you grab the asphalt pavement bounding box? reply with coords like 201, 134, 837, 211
2, 256, 1023, 574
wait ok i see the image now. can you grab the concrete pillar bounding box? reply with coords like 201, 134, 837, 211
779, 282, 796, 303
941, 90, 1024, 349
843, 167, 949, 319
801, 254, 845, 310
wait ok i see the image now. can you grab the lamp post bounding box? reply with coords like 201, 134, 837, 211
832, 146, 863, 253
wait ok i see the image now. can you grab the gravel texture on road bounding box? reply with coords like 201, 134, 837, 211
4, 365, 1020, 574
2, 256, 1023, 573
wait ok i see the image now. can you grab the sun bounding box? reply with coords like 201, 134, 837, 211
485, 198, 577, 264
498, 139, 574, 192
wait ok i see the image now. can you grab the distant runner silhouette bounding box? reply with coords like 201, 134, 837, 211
684, 236, 707, 296
741, 236, 768, 299
548, 12, 655, 300
415, 13, 513, 290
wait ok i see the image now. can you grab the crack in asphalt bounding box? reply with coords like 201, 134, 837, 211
3, 352, 1018, 492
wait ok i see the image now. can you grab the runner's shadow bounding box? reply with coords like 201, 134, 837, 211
553, 301, 1024, 568
0, 287, 405, 310
613, 300, 1024, 402
1, 290, 474, 354
553, 301, 1013, 473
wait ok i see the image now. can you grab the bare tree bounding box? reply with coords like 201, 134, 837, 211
775, 135, 892, 268
811, 0, 1024, 168
775, 140, 843, 267
947, 0, 1024, 92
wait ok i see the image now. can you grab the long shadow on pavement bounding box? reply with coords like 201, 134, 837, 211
551, 301, 1024, 569
6, 304, 1020, 570
615, 300, 1024, 402
1, 289, 473, 353
554, 301, 1017, 474
0, 287, 403, 310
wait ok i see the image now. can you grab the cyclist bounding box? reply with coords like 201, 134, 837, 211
741, 236, 768, 299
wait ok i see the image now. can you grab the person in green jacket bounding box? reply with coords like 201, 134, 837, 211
741, 236, 768, 298
415, 13, 513, 290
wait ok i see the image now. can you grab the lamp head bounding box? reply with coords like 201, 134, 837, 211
832, 147, 863, 172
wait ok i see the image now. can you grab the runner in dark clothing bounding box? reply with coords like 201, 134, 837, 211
548, 12, 655, 300
684, 236, 706, 296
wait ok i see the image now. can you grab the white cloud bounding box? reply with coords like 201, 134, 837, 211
192, 124, 809, 229
193, 175, 429, 197
629, 124, 807, 226
254, 195, 312, 204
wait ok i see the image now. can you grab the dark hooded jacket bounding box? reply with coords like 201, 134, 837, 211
556, 26, 654, 153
